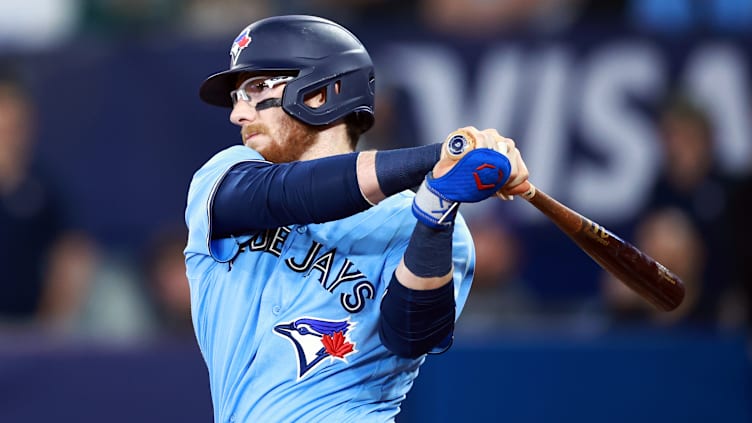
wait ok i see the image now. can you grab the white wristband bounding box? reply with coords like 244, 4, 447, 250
412, 180, 459, 228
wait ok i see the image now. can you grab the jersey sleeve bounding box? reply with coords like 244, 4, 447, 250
184, 145, 266, 265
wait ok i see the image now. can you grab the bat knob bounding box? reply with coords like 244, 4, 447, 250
447, 134, 469, 157
443, 129, 476, 161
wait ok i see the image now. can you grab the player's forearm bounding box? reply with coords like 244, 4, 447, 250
212, 144, 442, 237
394, 223, 454, 290
372, 144, 443, 199
364, 143, 444, 204
394, 263, 452, 290
355, 151, 384, 204
379, 222, 456, 358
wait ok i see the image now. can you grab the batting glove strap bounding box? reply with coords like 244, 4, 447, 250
429, 149, 512, 203
412, 180, 458, 229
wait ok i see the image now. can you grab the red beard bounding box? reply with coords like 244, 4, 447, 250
241, 114, 318, 163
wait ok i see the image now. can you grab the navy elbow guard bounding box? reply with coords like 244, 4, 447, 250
378, 274, 456, 358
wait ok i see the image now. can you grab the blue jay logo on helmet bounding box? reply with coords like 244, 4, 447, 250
274, 316, 357, 380
230, 26, 252, 67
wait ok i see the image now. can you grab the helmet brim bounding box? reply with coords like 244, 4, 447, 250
199, 69, 238, 108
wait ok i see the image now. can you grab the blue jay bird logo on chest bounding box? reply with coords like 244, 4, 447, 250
274, 317, 357, 379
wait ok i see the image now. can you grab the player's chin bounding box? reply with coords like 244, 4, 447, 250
244, 134, 270, 150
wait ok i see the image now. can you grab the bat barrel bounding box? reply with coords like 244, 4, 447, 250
522, 184, 686, 312
572, 229, 686, 311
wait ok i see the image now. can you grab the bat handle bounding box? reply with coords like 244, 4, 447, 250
516, 182, 585, 234
518, 181, 537, 200
496, 180, 537, 201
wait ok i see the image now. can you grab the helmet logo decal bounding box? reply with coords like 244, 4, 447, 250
230, 26, 252, 67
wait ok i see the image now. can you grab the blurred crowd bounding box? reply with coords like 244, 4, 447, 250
0, 64, 193, 341
2, 0, 752, 49
1, 0, 751, 346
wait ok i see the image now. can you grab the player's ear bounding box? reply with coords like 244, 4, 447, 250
303, 81, 340, 109
304, 87, 327, 108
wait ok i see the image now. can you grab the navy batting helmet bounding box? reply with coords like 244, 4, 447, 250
200, 15, 375, 132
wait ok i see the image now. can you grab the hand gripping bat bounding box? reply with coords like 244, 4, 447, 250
444, 129, 685, 311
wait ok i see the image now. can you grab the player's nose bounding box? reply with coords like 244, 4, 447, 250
230, 100, 259, 126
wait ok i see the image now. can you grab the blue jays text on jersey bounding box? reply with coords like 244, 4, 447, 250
238, 226, 376, 313
184, 145, 476, 423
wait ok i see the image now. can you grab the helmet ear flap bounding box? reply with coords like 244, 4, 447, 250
282, 63, 374, 130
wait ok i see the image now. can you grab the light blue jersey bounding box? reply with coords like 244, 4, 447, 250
185, 145, 475, 422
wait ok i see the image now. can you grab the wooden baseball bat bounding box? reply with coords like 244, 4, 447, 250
518, 183, 685, 311
443, 129, 685, 311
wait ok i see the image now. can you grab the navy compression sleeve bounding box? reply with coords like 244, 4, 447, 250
213, 145, 443, 237
212, 153, 367, 237
379, 273, 456, 359
375, 143, 442, 196
378, 222, 456, 358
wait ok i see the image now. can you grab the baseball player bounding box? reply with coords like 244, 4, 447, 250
184, 15, 529, 422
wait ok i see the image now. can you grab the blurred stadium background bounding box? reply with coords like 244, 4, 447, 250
0, 1, 750, 422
